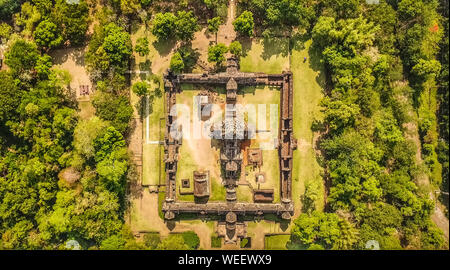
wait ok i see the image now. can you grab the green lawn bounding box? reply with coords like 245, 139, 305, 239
176, 142, 197, 202
290, 39, 326, 214
265, 235, 290, 250
142, 144, 164, 186
236, 185, 253, 202
240, 39, 289, 74
78, 100, 95, 120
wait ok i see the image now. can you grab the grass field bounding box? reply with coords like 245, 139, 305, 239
132, 22, 167, 187
78, 100, 95, 120
240, 39, 289, 74
142, 144, 164, 186
245, 149, 281, 203
290, 39, 326, 214
264, 235, 290, 250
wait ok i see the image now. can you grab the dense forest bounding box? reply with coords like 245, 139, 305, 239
0, 0, 448, 250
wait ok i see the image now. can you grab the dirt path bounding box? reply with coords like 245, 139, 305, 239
403, 111, 449, 243
432, 205, 449, 240
217, 0, 236, 45
250, 224, 267, 250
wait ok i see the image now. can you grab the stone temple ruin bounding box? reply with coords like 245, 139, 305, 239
162, 57, 297, 245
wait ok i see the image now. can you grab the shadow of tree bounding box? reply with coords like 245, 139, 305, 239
261, 36, 289, 60
153, 38, 177, 57
130, 19, 141, 35
127, 164, 144, 200
139, 59, 152, 80
280, 220, 290, 232
307, 42, 329, 93
290, 32, 309, 52
286, 237, 307, 250
236, 37, 252, 57
178, 43, 200, 73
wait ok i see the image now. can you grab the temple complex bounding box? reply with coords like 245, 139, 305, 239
162, 57, 297, 244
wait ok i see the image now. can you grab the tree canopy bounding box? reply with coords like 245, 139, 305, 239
233, 11, 254, 37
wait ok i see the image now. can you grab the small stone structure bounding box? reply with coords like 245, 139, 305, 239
182, 179, 190, 188
253, 189, 274, 203
193, 171, 210, 199
248, 148, 263, 167
161, 57, 297, 245
217, 212, 247, 244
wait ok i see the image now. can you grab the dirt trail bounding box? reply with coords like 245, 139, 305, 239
403, 117, 449, 242
217, 0, 237, 45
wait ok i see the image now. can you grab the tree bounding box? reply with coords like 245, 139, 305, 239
100, 234, 126, 250
0, 71, 21, 124
35, 54, 53, 80
334, 219, 359, 250
420, 222, 445, 250
33, 20, 63, 49
119, 0, 141, 15
324, 0, 360, 19
233, 11, 254, 37
181, 231, 200, 250
31, 0, 52, 16
52, 107, 78, 148
4, 39, 39, 77
0, 0, 21, 20
73, 117, 109, 161
358, 203, 403, 249
132, 81, 150, 97
134, 37, 150, 56
411, 59, 442, 85
301, 179, 320, 214
96, 148, 128, 192
228, 41, 242, 57
152, 12, 177, 40
102, 23, 132, 67
320, 98, 360, 133
140, 0, 152, 7
0, 22, 12, 43
291, 211, 357, 249
52, 0, 89, 46
175, 11, 199, 42
207, 43, 228, 65
170, 52, 185, 73
93, 126, 126, 162
207, 16, 222, 42
14, 2, 41, 38
40, 188, 123, 244
91, 92, 133, 135
176, 45, 200, 72
156, 234, 189, 250
144, 233, 161, 250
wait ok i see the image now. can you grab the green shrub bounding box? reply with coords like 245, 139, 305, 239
143, 233, 161, 250
181, 231, 200, 250
240, 237, 251, 248
211, 236, 222, 248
